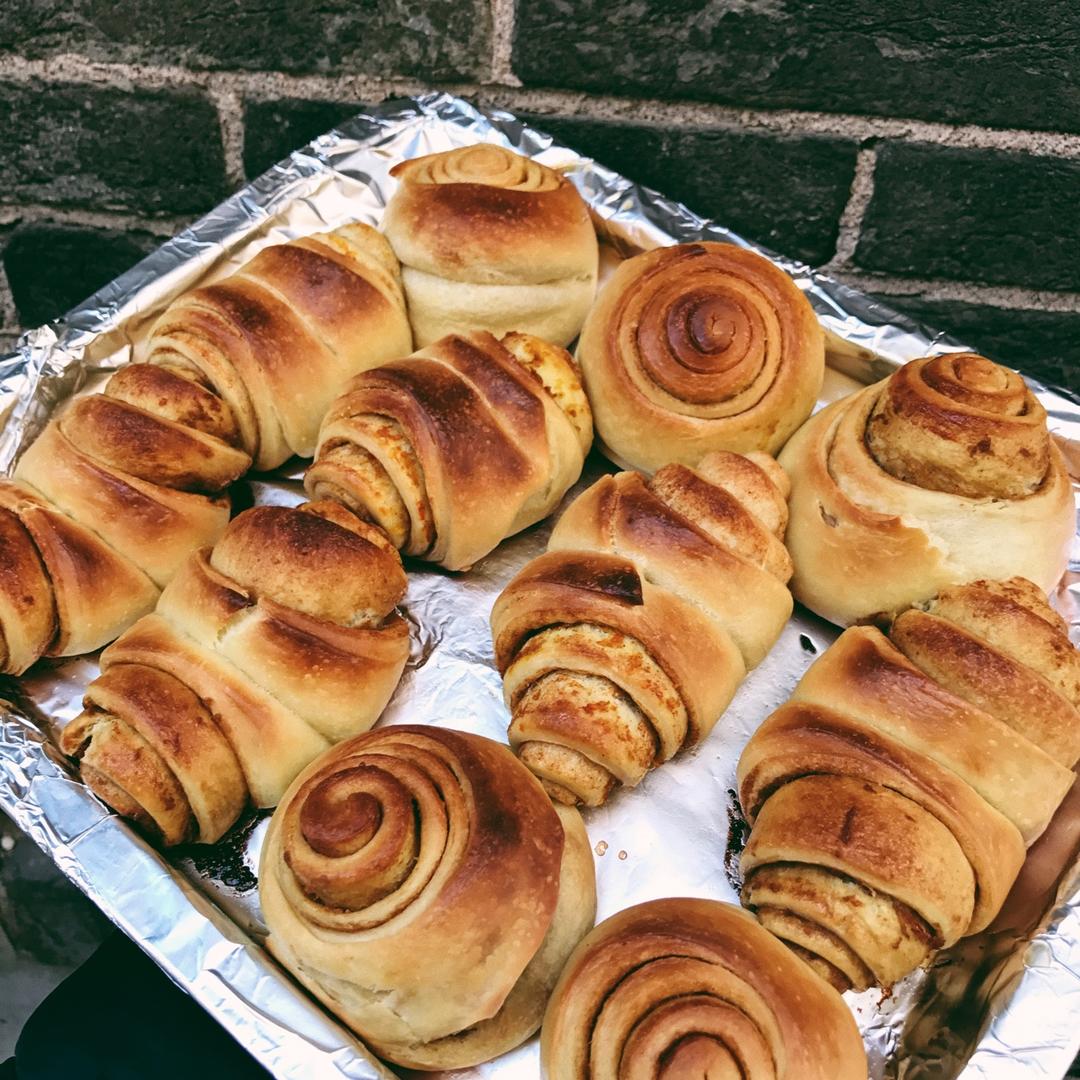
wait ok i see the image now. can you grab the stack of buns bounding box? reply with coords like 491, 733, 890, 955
7, 138, 1072, 1074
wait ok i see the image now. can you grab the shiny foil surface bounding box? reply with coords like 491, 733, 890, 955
0, 92, 1078, 1079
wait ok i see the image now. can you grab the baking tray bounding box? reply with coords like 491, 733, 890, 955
1, 92, 1078, 1079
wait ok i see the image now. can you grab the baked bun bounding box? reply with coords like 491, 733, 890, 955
542, 897, 867, 1080
0, 224, 411, 673
737, 577, 1079, 991
305, 330, 592, 571
260, 725, 596, 1069
61, 501, 409, 845
492, 451, 793, 805
779, 352, 1074, 625
577, 242, 824, 473
382, 144, 598, 346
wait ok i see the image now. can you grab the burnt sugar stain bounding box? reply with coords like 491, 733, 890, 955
799, 633, 818, 655
177, 809, 266, 893
724, 789, 750, 892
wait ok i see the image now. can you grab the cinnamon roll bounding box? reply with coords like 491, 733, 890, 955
305, 330, 592, 571
737, 577, 1080, 991
576, 242, 824, 473
492, 451, 793, 806
542, 898, 867, 1080
260, 725, 596, 1069
61, 502, 410, 845
382, 144, 599, 346
779, 352, 1074, 625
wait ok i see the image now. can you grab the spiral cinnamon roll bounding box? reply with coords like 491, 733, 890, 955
779, 352, 1074, 626
542, 898, 867, 1080
260, 726, 596, 1069
382, 144, 599, 346
737, 577, 1079, 991
492, 451, 793, 806
576, 243, 824, 474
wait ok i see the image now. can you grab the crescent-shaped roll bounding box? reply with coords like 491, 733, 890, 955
778, 352, 1074, 626
576, 242, 824, 473
259, 725, 596, 1069
0, 223, 412, 674
60, 501, 410, 846
492, 451, 794, 806
542, 898, 867, 1080
382, 144, 599, 347
737, 576, 1080, 992
305, 330, 592, 571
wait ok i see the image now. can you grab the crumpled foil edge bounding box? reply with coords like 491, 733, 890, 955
0, 92, 1077, 1080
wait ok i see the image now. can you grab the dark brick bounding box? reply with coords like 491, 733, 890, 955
856, 143, 1080, 291
2, 80, 226, 215
243, 98, 363, 179
3, 222, 163, 326
513, 1, 1080, 135
525, 115, 857, 266
870, 293, 1080, 395
0, 0, 490, 79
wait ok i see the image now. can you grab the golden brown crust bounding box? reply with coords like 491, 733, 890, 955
0, 225, 411, 674
866, 354, 1049, 498
61, 503, 410, 844
0, 504, 56, 674
492, 452, 793, 805
541, 898, 867, 1080
0, 481, 160, 666
382, 145, 598, 346
736, 575, 1080, 991
63, 664, 247, 846
306, 330, 590, 571
577, 242, 824, 472
260, 726, 596, 1068
150, 223, 412, 469
779, 355, 1074, 626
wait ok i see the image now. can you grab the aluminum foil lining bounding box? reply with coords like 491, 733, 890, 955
1, 91, 1078, 1080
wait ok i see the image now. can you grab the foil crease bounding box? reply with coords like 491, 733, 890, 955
0, 91, 1078, 1079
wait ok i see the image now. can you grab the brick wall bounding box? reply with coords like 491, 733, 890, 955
1, 0, 1078, 392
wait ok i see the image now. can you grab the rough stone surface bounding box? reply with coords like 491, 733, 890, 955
857, 143, 1080, 291
0, 0, 490, 79
526, 114, 857, 265
513, 0, 1080, 134
3, 222, 164, 326
243, 98, 362, 179
2, 80, 227, 214
871, 292, 1080, 394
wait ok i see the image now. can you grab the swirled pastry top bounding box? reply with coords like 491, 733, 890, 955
542, 897, 867, 1080
778, 352, 1074, 625
577, 242, 824, 472
259, 724, 595, 1068
382, 144, 598, 287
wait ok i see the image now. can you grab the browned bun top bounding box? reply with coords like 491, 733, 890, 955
866, 353, 1051, 498
260, 724, 585, 1065
541, 897, 867, 1080
105, 362, 241, 445
209, 502, 406, 626
274, 724, 564, 928
383, 144, 598, 286
577, 241, 824, 469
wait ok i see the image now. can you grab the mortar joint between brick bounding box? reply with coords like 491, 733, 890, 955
207, 81, 248, 188
488, 0, 522, 87
0, 203, 190, 235
829, 270, 1080, 313
826, 146, 878, 271
6, 53, 1080, 159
